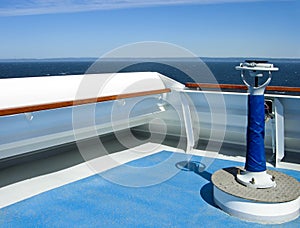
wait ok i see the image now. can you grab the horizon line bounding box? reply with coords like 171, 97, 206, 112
1, 56, 300, 61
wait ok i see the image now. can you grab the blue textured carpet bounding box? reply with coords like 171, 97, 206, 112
0, 151, 299, 227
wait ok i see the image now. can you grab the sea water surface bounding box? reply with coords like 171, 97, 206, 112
0, 58, 299, 93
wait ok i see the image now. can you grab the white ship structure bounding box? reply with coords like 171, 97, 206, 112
0, 62, 299, 226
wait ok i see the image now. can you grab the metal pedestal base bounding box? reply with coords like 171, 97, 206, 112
237, 170, 276, 188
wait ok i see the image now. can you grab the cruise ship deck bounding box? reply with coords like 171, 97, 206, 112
0, 138, 299, 227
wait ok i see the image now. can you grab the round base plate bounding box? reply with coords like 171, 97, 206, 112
212, 167, 300, 224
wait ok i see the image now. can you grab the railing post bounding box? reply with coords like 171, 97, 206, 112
180, 92, 195, 153
274, 98, 285, 166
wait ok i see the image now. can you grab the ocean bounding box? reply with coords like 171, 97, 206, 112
0, 58, 299, 92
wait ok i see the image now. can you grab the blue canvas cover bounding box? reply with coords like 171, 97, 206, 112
245, 95, 267, 172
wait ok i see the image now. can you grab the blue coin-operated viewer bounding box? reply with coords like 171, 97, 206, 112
236, 60, 278, 188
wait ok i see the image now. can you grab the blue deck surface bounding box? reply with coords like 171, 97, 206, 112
0, 151, 299, 227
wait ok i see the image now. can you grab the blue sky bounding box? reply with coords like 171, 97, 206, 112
0, 0, 299, 59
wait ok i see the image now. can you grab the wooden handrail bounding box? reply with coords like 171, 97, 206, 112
185, 83, 300, 93
264, 86, 300, 92
0, 88, 171, 116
